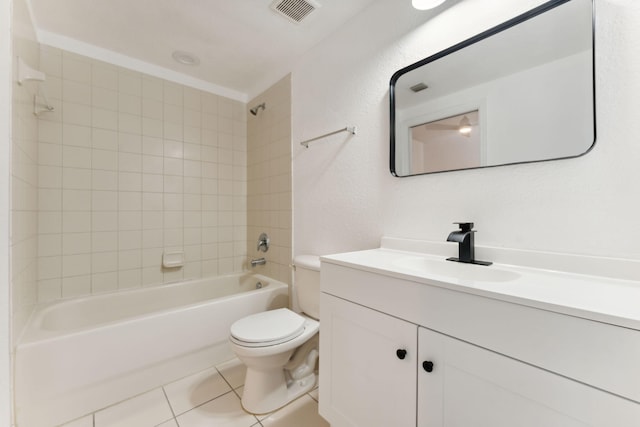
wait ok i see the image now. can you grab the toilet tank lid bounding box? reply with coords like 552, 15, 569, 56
293, 255, 321, 271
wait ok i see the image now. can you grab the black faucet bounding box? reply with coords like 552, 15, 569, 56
446, 222, 492, 266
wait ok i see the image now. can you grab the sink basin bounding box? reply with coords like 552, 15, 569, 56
393, 256, 520, 282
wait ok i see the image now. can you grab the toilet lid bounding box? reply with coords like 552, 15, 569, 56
230, 308, 306, 345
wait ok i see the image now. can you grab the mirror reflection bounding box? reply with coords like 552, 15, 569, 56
390, 0, 595, 177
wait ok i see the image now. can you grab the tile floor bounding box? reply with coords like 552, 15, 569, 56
59, 358, 329, 427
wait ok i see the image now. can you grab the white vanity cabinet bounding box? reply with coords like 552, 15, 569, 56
319, 256, 640, 427
417, 327, 637, 427
320, 294, 417, 427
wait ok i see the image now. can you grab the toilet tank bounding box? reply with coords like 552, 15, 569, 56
293, 255, 321, 320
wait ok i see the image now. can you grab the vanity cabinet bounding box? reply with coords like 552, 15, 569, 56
319, 260, 640, 427
320, 294, 417, 427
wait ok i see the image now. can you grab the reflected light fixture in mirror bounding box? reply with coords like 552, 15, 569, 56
412, 0, 446, 10
459, 116, 472, 136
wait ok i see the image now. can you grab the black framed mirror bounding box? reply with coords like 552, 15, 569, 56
390, 0, 595, 177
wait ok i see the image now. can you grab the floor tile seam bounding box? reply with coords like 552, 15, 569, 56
161, 386, 178, 422
91, 386, 168, 421
216, 365, 240, 394
172, 388, 240, 418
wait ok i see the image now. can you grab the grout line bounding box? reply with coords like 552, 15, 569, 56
161, 386, 177, 419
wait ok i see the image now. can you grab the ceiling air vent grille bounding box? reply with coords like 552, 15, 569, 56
270, 0, 321, 24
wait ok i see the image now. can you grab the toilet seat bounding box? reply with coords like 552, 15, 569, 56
230, 308, 306, 347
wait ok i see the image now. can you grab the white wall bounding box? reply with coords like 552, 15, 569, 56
292, 0, 640, 261
1, 0, 13, 420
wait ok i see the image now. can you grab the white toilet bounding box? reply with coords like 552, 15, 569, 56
229, 255, 321, 414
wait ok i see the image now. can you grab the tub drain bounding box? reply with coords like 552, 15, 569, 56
256, 281, 263, 289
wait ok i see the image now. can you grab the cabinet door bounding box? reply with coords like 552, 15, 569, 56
319, 293, 417, 427
418, 327, 640, 427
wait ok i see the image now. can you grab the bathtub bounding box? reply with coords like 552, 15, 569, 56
15, 273, 289, 427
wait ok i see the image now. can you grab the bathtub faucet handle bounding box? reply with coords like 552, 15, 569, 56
257, 233, 270, 252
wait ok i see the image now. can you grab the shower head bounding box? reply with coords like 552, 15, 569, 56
250, 102, 266, 116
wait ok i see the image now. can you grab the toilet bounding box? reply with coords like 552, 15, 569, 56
229, 255, 321, 414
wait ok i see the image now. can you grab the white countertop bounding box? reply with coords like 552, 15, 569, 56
321, 246, 640, 331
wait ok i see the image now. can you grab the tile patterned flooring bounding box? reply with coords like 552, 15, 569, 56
59, 359, 329, 427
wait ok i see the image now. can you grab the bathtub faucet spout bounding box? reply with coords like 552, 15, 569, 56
250, 258, 266, 267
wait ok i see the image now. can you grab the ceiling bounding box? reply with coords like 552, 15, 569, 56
28, 0, 378, 100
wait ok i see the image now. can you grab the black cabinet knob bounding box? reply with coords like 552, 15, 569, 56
396, 349, 407, 360
422, 361, 434, 372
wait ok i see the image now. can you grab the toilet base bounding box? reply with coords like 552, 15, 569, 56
241, 369, 317, 415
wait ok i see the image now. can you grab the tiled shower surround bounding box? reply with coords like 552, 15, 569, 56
246, 77, 292, 285
36, 46, 250, 302
11, 12, 40, 339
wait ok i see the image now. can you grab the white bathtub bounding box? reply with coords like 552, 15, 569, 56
15, 273, 289, 427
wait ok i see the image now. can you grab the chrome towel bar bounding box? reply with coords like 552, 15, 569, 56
300, 126, 357, 148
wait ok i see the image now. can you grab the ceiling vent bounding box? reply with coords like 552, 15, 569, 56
410, 83, 429, 93
270, 0, 321, 24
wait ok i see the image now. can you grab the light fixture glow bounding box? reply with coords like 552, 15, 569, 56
412, 0, 446, 10
458, 116, 472, 136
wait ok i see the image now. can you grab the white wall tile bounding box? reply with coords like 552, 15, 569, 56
119, 113, 142, 135
92, 87, 118, 110
62, 212, 91, 234
118, 212, 142, 231
92, 63, 118, 90
92, 232, 118, 253
142, 174, 163, 193
142, 77, 163, 102
62, 168, 91, 190
164, 176, 183, 193
142, 117, 163, 137
118, 269, 142, 289
142, 98, 163, 119
119, 93, 141, 115
119, 230, 142, 250
92, 212, 118, 232
62, 275, 91, 297
142, 212, 163, 230
164, 158, 183, 176
62, 189, 91, 211
119, 133, 142, 154
39, 142, 62, 166
142, 137, 164, 156
118, 71, 142, 96
92, 251, 118, 273
92, 170, 118, 191
36, 49, 255, 304
39, 234, 62, 257
62, 55, 91, 83
39, 212, 62, 234
92, 272, 118, 293
164, 140, 183, 159
63, 80, 91, 105
39, 189, 62, 211
62, 254, 91, 277
119, 249, 142, 270
62, 233, 91, 255
92, 149, 118, 171
142, 228, 163, 248
163, 81, 183, 106
92, 108, 118, 130
119, 152, 142, 173
38, 165, 62, 188
63, 102, 91, 126
118, 172, 142, 191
